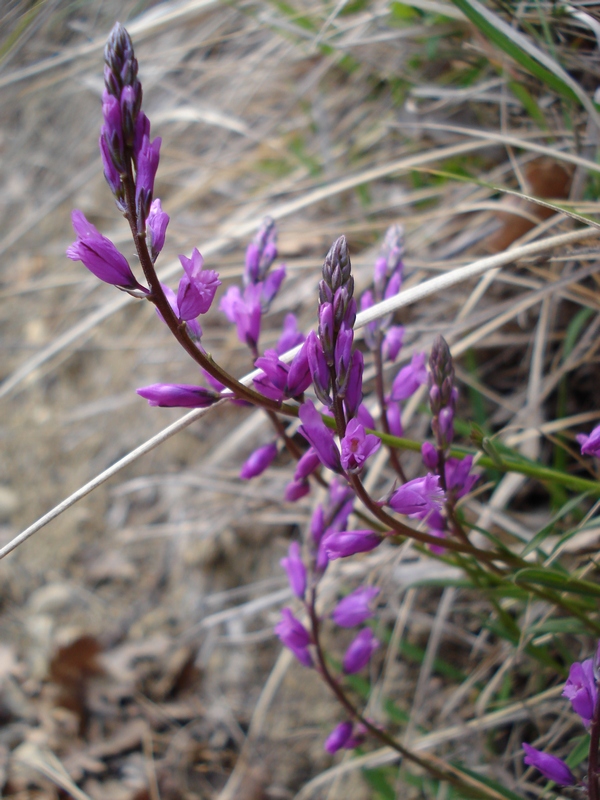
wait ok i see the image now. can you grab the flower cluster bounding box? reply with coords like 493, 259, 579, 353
68, 23, 224, 410
522, 645, 600, 787
72, 22, 495, 766
220, 217, 287, 355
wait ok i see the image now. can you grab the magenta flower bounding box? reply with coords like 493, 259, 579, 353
99, 133, 122, 200
274, 608, 313, 667
220, 284, 262, 350
340, 418, 381, 472
280, 542, 307, 599
324, 530, 381, 560
284, 479, 311, 502
563, 657, 597, 726
244, 217, 277, 285
286, 341, 312, 397
240, 442, 278, 480
276, 313, 305, 355
67, 210, 146, 293
390, 352, 428, 401
324, 721, 353, 754
344, 350, 364, 420
382, 326, 404, 362
445, 455, 477, 499
254, 347, 312, 403
332, 587, 380, 627
146, 198, 169, 260
306, 331, 331, 407
577, 423, 600, 457
386, 401, 403, 438
298, 400, 341, 472
262, 265, 286, 308
387, 474, 445, 518
356, 403, 375, 430
254, 350, 289, 402
421, 442, 439, 470
158, 282, 202, 340
135, 135, 161, 216
522, 744, 575, 786
136, 383, 219, 408
177, 248, 221, 321
343, 628, 380, 674
294, 448, 321, 482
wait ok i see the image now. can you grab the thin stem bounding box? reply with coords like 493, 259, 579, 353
121, 173, 293, 414
306, 591, 502, 798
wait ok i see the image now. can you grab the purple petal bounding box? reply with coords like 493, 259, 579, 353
137, 383, 219, 408
240, 442, 278, 479
522, 744, 575, 786
342, 628, 380, 674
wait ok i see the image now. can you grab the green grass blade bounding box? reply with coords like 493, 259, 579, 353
450, 0, 600, 128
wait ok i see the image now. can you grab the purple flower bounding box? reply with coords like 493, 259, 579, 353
382, 326, 404, 362
324, 530, 381, 560
332, 587, 380, 627
99, 134, 122, 200
177, 249, 221, 321
158, 282, 202, 340
285, 479, 311, 502
240, 442, 278, 480
136, 383, 219, 408
262, 265, 286, 308
135, 135, 161, 217
274, 608, 313, 667
387, 474, 445, 519
67, 210, 146, 293
356, 403, 375, 430
245, 217, 277, 285
254, 350, 289, 402
563, 658, 597, 726
101, 91, 124, 168
276, 313, 305, 355
254, 347, 311, 402
286, 340, 312, 397
340, 418, 381, 472
445, 456, 477, 499
386, 401, 403, 438
522, 744, 575, 786
280, 542, 307, 599
220, 284, 262, 350
343, 628, 380, 674
421, 442, 439, 471
390, 352, 428, 401
334, 326, 354, 393
298, 400, 341, 472
133, 111, 150, 162
578, 424, 600, 457
294, 448, 321, 481
146, 199, 169, 260
306, 331, 331, 407
343, 350, 363, 420
324, 721, 353, 754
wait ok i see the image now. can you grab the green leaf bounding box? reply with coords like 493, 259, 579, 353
566, 733, 591, 768
530, 617, 589, 635
515, 568, 600, 597
362, 767, 396, 800
507, 81, 547, 128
